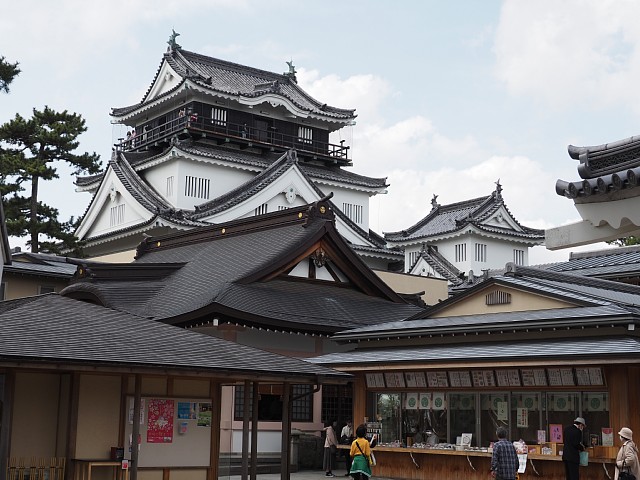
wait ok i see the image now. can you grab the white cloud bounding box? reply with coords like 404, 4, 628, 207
494, 0, 640, 111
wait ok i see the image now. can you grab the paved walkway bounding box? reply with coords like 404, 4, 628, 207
228, 470, 396, 480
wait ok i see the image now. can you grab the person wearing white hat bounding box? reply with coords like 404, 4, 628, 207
615, 427, 640, 480
562, 417, 586, 480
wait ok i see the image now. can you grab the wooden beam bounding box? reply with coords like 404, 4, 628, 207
250, 381, 259, 480
130, 374, 142, 480
280, 382, 292, 480
208, 380, 222, 480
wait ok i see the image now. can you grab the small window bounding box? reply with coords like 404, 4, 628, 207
39, 285, 55, 295
254, 203, 268, 216
0, 282, 5, 301
166, 176, 174, 197
475, 243, 487, 262
185, 176, 210, 199
211, 107, 227, 126
298, 126, 313, 144
514, 249, 525, 265
408, 251, 419, 268
342, 203, 363, 224
455, 243, 467, 262
110, 204, 125, 227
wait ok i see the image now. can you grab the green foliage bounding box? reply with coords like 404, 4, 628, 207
607, 237, 640, 247
0, 56, 20, 94
0, 106, 101, 253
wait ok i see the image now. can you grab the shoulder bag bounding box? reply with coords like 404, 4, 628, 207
355, 441, 377, 466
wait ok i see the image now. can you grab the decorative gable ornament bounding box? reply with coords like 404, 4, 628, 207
284, 185, 298, 204
109, 182, 118, 203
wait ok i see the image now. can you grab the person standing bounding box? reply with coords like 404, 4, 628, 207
341, 420, 354, 475
615, 427, 640, 480
349, 424, 372, 480
323, 420, 338, 477
562, 417, 586, 480
491, 426, 519, 480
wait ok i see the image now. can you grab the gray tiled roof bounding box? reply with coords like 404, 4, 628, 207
307, 336, 640, 366
0, 294, 348, 379
385, 188, 544, 243
543, 245, 640, 278
555, 134, 640, 200
6, 253, 77, 278
332, 304, 636, 340
112, 48, 356, 122
63, 205, 422, 333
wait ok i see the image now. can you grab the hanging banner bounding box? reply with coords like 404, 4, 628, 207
419, 393, 432, 409
432, 392, 446, 410
405, 393, 419, 410
497, 400, 508, 421
516, 408, 529, 428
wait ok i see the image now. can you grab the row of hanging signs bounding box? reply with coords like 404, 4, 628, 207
365, 367, 604, 390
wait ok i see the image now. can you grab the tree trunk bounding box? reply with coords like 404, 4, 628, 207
30, 174, 39, 253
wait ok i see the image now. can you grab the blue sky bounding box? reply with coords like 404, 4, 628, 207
2, 0, 639, 263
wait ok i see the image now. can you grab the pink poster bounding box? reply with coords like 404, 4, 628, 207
550, 424, 563, 443
147, 399, 174, 443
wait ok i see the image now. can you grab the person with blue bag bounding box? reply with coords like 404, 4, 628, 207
562, 417, 586, 480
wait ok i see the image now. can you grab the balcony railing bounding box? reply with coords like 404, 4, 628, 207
116, 115, 350, 163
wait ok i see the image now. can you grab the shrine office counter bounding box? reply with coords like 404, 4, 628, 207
358, 445, 616, 480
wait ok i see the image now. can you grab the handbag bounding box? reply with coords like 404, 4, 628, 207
620, 459, 637, 480
579, 450, 588, 466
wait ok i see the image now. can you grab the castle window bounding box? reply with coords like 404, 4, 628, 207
486, 290, 512, 305
110, 204, 125, 227
185, 176, 210, 199
278, 205, 289, 211
514, 249, 525, 265
166, 176, 174, 197
298, 126, 313, 144
342, 203, 363, 224
255, 203, 268, 216
408, 251, 419, 268
455, 243, 467, 262
211, 107, 227, 126
475, 243, 487, 262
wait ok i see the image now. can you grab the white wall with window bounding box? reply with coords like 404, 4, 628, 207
142, 158, 254, 211
433, 236, 533, 276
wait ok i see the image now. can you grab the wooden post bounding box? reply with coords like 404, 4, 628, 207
0, 372, 14, 480
130, 374, 141, 480
250, 381, 259, 480
65, 372, 80, 480
280, 382, 291, 480
241, 380, 251, 480
208, 380, 222, 480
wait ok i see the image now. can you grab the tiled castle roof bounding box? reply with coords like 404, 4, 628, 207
111, 48, 356, 122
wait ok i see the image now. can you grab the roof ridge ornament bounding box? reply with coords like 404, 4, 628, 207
494, 179, 503, 200
430, 194, 440, 210
284, 60, 297, 84
167, 29, 181, 52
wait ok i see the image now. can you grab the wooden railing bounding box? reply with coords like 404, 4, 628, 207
116, 116, 350, 162
6, 457, 65, 480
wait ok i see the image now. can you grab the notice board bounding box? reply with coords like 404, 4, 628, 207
123, 397, 212, 467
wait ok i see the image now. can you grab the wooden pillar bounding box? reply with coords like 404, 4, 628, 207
352, 375, 367, 428
65, 372, 80, 480
208, 380, 222, 480
130, 374, 142, 480
250, 381, 259, 480
0, 371, 15, 479
241, 380, 251, 480
606, 365, 630, 436
280, 382, 291, 480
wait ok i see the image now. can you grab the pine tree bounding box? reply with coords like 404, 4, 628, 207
0, 56, 20, 94
0, 106, 101, 253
